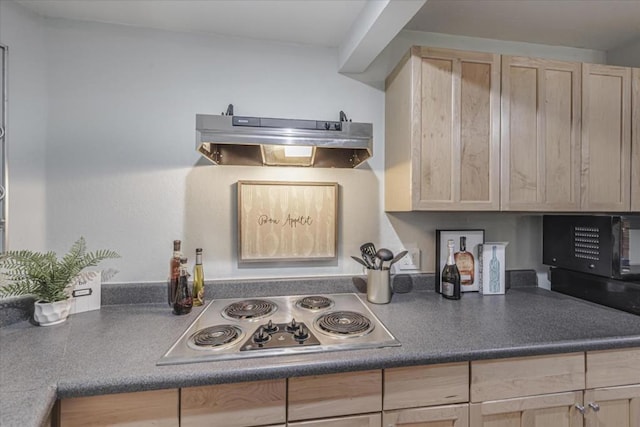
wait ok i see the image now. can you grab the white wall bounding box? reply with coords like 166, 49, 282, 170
0, 1, 47, 252
42, 18, 385, 282
607, 37, 640, 67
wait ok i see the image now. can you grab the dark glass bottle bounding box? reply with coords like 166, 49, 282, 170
173, 257, 193, 315
441, 239, 461, 300
168, 240, 182, 306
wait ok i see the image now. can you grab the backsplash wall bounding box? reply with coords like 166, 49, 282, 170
2, 1, 608, 283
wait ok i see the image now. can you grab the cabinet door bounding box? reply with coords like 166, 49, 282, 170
501, 56, 581, 211
413, 47, 500, 210
632, 68, 639, 212
584, 385, 640, 427
59, 389, 179, 427
288, 413, 381, 427
581, 63, 632, 211
384, 403, 469, 427
470, 391, 583, 427
181, 379, 286, 427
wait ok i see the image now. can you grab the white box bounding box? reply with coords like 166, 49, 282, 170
478, 242, 508, 295
70, 271, 101, 314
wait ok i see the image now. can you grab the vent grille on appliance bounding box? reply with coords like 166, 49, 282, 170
574, 226, 600, 261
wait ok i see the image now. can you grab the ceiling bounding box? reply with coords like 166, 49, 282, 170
406, 0, 640, 51
15, 0, 640, 71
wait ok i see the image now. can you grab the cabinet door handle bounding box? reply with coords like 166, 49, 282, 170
588, 402, 600, 412
575, 404, 586, 415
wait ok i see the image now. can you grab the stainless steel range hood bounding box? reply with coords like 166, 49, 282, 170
196, 113, 373, 168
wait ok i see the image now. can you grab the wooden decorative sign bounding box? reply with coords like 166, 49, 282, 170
238, 181, 338, 262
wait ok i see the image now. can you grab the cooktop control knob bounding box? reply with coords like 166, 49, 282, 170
263, 320, 278, 334
253, 327, 270, 344
294, 325, 309, 341
286, 318, 299, 332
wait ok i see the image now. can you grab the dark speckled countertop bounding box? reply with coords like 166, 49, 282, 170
2, 273, 640, 427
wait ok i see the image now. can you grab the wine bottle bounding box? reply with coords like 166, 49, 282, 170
454, 236, 475, 286
173, 257, 193, 315
192, 248, 205, 307
168, 240, 182, 306
441, 239, 461, 300
489, 245, 500, 293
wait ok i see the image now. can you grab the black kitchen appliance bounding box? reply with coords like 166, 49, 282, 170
543, 215, 640, 315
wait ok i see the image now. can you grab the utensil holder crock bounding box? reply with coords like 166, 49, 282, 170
367, 269, 391, 304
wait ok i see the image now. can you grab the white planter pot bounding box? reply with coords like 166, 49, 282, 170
34, 299, 72, 326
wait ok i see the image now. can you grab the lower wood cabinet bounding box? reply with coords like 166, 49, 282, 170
471, 352, 585, 402
470, 391, 583, 427
288, 413, 381, 427
58, 389, 179, 427
384, 403, 469, 427
55, 348, 640, 427
384, 362, 469, 410
584, 384, 640, 427
181, 379, 286, 427
288, 370, 382, 422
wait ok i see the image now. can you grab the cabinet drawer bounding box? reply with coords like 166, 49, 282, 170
587, 347, 640, 388
383, 403, 469, 427
59, 389, 179, 427
181, 379, 286, 427
288, 370, 382, 421
471, 353, 585, 402
384, 362, 469, 410
288, 413, 381, 427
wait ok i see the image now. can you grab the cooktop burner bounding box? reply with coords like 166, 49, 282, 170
222, 299, 277, 320
297, 295, 334, 310
316, 311, 372, 337
158, 293, 400, 365
189, 325, 243, 350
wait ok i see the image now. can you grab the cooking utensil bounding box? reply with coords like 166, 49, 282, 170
360, 242, 377, 269
386, 250, 408, 270
374, 248, 393, 270
360, 242, 376, 256
350, 256, 369, 268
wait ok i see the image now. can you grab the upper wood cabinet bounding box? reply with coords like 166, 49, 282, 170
501, 56, 582, 211
385, 46, 500, 211
632, 68, 639, 212
581, 63, 632, 211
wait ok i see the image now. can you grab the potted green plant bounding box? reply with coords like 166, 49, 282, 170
0, 237, 119, 326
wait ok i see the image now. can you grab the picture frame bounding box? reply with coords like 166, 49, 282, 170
435, 229, 485, 292
237, 181, 338, 263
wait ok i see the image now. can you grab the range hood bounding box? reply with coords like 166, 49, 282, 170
196, 111, 372, 168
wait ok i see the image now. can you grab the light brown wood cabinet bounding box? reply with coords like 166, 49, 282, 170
584, 385, 640, 427
632, 68, 640, 212
581, 63, 632, 211
288, 370, 382, 422
470, 391, 583, 427
385, 46, 501, 211
55, 348, 640, 427
501, 56, 582, 211
288, 413, 381, 427
384, 403, 469, 427
385, 46, 638, 213
470, 352, 585, 402
470, 353, 586, 427
180, 379, 286, 427
384, 362, 469, 410
58, 389, 179, 427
